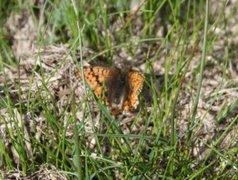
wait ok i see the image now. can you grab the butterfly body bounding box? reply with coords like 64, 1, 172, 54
106, 70, 130, 109
75, 66, 144, 114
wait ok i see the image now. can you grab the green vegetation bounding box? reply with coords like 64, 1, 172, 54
0, 0, 238, 179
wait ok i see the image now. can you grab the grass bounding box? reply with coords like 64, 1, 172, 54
1, 0, 238, 179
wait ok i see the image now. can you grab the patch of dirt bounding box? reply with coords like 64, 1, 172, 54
2, 164, 67, 180
5, 10, 36, 59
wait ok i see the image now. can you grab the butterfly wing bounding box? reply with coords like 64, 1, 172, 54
123, 71, 144, 111
76, 66, 120, 98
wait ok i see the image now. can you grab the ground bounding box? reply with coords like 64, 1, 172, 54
0, 1, 238, 179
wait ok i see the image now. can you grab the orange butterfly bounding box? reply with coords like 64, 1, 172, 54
75, 66, 144, 114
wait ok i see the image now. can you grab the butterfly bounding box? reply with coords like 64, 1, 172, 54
75, 66, 144, 114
